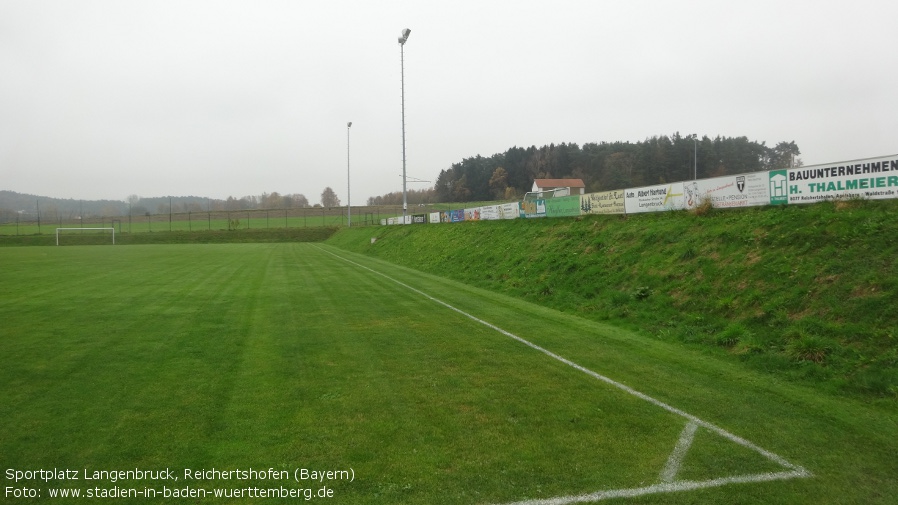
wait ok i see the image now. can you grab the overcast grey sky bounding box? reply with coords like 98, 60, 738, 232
2, 0, 896, 204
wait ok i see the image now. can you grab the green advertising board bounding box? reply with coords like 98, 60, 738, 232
544, 195, 582, 218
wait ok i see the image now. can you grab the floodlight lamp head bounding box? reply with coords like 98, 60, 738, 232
347, 122, 352, 128
399, 28, 411, 44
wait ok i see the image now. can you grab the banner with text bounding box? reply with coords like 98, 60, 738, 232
544, 195, 582, 218
625, 183, 686, 214
781, 155, 898, 204
520, 199, 546, 218
499, 202, 521, 219
684, 172, 771, 209
581, 190, 626, 215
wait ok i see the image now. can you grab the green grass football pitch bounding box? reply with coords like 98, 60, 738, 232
0, 243, 891, 504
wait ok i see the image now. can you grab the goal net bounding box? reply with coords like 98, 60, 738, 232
522, 187, 570, 202
56, 227, 115, 246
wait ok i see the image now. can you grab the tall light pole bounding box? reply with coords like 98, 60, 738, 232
398, 28, 411, 218
346, 122, 352, 227
692, 135, 698, 180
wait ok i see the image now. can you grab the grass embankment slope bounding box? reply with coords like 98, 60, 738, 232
328, 199, 898, 399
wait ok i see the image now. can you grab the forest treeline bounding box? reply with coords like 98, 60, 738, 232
419, 133, 800, 203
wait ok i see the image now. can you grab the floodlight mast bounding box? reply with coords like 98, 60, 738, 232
398, 28, 411, 218
692, 134, 698, 181
347, 121, 352, 227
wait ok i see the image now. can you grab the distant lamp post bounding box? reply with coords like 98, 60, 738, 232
692, 135, 698, 181
347, 121, 352, 227
398, 28, 411, 218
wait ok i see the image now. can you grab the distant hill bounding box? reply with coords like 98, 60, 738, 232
0, 190, 313, 223
0, 190, 128, 221
0, 191, 216, 223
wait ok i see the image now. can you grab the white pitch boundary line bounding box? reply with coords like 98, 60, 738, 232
496, 470, 810, 505
313, 246, 812, 502
659, 421, 698, 483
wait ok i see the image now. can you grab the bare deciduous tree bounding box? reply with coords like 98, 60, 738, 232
320, 187, 340, 208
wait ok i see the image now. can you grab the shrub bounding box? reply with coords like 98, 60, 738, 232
631, 286, 652, 301
734, 333, 773, 355
714, 323, 750, 348
691, 196, 714, 216
787, 335, 833, 364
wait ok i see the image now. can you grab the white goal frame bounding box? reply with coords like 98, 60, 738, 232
522, 187, 571, 201
56, 227, 115, 246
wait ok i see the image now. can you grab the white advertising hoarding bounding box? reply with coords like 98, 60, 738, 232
499, 202, 520, 219
581, 190, 626, 214
782, 155, 898, 204
684, 172, 771, 209
482, 205, 502, 220
624, 183, 685, 214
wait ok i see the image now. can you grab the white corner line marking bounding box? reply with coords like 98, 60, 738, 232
659, 421, 698, 483
493, 470, 810, 505
313, 246, 812, 502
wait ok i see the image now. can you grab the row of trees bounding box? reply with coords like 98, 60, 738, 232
126, 188, 343, 216
1, 188, 343, 223
366, 188, 437, 207
429, 134, 801, 203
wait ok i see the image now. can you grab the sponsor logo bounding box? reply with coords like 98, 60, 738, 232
769, 170, 788, 205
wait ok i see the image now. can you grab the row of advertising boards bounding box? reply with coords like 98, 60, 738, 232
382, 154, 898, 224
